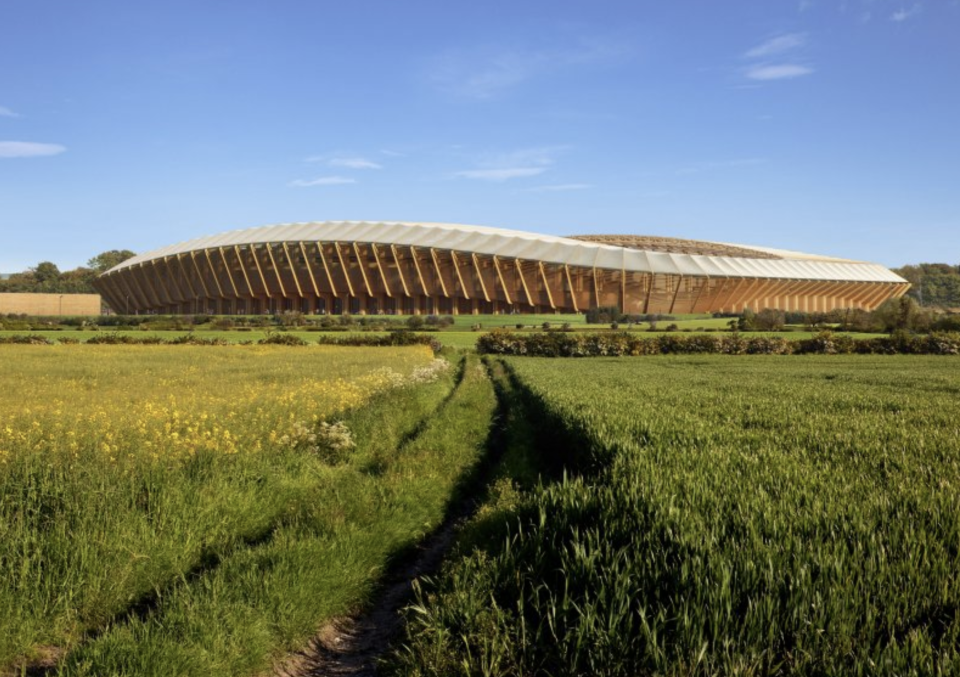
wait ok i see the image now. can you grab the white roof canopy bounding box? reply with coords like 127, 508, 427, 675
106, 220, 907, 284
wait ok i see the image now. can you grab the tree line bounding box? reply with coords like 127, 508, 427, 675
892, 263, 960, 308
0, 250, 136, 295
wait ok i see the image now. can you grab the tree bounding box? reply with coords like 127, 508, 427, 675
893, 263, 960, 308
87, 250, 136, 274
31, 261, 61, 284
872, 297, 932, 333
754, 308, 786, 331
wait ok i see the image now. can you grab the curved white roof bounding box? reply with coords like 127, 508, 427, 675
106, 220, 906, 284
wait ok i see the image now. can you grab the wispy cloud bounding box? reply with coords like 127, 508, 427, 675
523, 183, 591, 192
435, 51, 539, 100
328, 157, 382, 170
891, 4, 921, 21
429, 38, 631, 100
0, 106, 18, 118
746, 64, 813, 80
288, 176, 356, 187
485, 146, 562, 168
455, 145, 566, 182
744, 33, 806, 58
0, 141, 66, 158
741, 33, 812, 82
456, 167, 545, 182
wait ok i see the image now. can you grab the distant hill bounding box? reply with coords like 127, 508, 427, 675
893, 263, 960, 309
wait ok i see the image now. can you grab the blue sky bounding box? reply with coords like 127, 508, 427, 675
1, 0, 957, 272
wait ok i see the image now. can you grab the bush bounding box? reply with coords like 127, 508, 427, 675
258, 333, 309, 346
585, 305, 621, 324
316, 331, 440, 352
933, 314, 960, 332
167, 335, 229, 346
0, 334, 53, 345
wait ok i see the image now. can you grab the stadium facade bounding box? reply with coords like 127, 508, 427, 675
93, 221, 909, 315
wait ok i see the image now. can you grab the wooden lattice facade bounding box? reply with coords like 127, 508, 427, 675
93, 222, 910, 315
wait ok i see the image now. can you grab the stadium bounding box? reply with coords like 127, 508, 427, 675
92, 221, 910, 316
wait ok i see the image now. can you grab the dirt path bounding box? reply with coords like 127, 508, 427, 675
272, 508, 469, 677
274, 360, 509, 677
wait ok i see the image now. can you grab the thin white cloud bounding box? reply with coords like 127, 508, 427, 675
328, 157, 382, 170
483, 146, 562, 168
891, 4, 921, 21
744, 33, 806, 59
0, 106, 18, 118
440, 51, 539, 100
0, 141, 66, 158
430, 38, 631, 100
741, 33, 812, 83
523, 183, 591, 192
289, 176, 356, 187
456, 167, 546, 181
455, 145, 568, 182
746, 64, 813, 80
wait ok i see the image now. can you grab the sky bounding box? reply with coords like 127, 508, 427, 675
1, 0, 958, 273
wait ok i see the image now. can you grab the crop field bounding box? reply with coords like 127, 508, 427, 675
7, 340, 960, 676
391, 355, 960, 676
0, 344, 496, 675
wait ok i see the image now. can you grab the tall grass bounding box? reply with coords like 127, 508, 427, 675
0, 345, 442, 670
388, 356, 960, 676
56, 353, 497, 677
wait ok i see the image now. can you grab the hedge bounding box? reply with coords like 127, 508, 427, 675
475, 330, 960, 357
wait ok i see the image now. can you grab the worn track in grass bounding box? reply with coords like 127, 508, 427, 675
273, 360, 509, 677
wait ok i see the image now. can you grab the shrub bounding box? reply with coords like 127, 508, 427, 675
258, 333, 309, 346
315, 331, 440, 352
278, 420, 355, 464
0, 334, 53, 345
167, 335, 229, 346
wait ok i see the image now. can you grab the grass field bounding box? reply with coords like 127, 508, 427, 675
0, 345, 497, 675
389, 355, 960, 676
5, 338, 955, 675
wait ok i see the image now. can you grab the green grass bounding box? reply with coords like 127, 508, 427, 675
0, 345, 501, 675
387, 355, 960, 676
57, 353, 496, 676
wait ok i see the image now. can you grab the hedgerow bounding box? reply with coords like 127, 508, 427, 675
476, 329, 960, 356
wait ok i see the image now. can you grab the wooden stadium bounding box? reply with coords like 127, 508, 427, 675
92, 221, 910, 315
